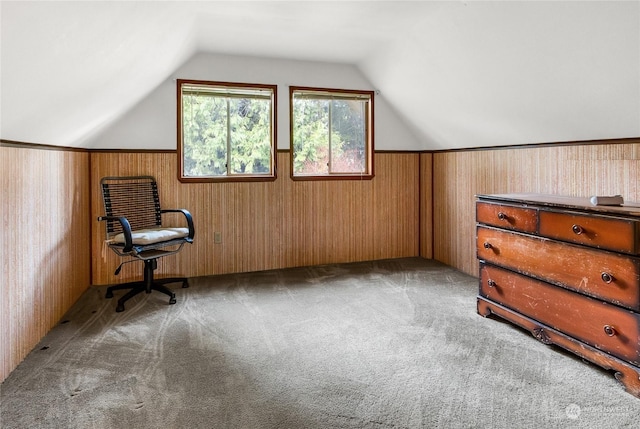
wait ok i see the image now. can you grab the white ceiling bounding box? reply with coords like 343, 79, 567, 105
1, 0, 639, 150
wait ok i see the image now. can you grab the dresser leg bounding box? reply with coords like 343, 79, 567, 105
477, 297, 640, 399
614, 367, 640, 398
476, 297, 493, 317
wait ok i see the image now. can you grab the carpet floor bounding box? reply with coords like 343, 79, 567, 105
1, 257, 639, 428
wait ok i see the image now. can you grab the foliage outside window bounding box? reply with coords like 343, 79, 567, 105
178, 79, 277, 182
290, 86, 374, 180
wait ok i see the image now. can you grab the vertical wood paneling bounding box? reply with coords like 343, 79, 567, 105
89, 151, 422, 285
1, 146, 91, 383
6, 139, 638, 384
433, 141, 640, 277
420, 153, 433, 259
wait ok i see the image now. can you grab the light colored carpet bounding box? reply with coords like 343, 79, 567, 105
1, 258, 639, 428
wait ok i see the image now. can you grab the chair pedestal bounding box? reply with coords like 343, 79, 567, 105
105, 259, 189, 312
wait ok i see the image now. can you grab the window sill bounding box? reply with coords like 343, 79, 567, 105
291, 173, 374, 181
179, 175, 277, 183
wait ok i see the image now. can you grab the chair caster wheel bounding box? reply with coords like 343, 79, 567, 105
106, 290, 114, 299
169, 297, 177, 305
182, 280, 189, 289
116, 304, 125, 312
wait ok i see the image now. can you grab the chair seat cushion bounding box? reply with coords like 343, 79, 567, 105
112, 227, 189, 245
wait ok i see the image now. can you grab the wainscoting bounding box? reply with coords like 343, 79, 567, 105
432, 140, 640, 277
90, 151, 421, 285
1, 145, 91, 382
3, 139, 638, 383
2, 146, 423, 383
419, 153, 433, 259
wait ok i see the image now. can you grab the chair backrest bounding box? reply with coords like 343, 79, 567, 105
101, 176, 162, 239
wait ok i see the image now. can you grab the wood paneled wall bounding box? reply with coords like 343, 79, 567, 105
420, 152, 433, 259
1, 145, 91, 383
433, 140, 640, 277
10, 138, 635, 384
90, 151, 421, 285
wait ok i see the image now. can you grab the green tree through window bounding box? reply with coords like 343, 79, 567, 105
178, 80, 276, 182
291, 87, 374, 180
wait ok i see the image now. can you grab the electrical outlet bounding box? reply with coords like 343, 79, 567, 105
214, 232, 222, 244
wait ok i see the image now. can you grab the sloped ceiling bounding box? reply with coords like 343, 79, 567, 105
1, 1, 638, 150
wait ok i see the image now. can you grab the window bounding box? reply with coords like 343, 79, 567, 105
290, 86, 374, 180
178, 79, 277, 182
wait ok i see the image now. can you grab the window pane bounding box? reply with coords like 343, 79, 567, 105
330, 99, 366, 173
292, 98, 330, 175
182, 94, 228, 177
229, 97, 272, 174
290, 86, 373, 180
178, 79, 276, 181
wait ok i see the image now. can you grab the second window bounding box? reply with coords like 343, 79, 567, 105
290, 86, 374, 180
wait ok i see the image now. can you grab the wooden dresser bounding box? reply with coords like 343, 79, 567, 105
476, 193, 640, 398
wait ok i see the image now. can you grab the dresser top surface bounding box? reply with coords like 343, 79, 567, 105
477, 193, 640, 217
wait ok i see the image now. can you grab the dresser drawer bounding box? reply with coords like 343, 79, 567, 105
476, 201, 538, 234
477, 226, 640, 311
479, 263, 640, 366
539, 210, 640, 255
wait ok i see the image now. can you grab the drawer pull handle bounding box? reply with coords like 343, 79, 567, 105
497, 212, 508, 221
487, 279, 496, 288
483, 242, 492, 249
572, 224, 583, 235
601, 272, 614, 284
603, 325, 616, 337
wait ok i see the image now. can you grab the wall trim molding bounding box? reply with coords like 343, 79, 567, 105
429, 137, 640, 154
89, 149, 177, 153
1, 139, 88, 152
5, 137, 640, 155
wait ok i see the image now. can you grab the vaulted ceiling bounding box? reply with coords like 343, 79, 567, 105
2, 1, 638, 150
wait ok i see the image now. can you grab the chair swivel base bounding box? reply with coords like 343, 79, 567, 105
105, 259, 189, 312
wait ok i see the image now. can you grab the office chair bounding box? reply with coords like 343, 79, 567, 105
98, 176, 194, 312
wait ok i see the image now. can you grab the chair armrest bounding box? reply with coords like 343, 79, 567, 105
161, 209, 195, 240
97, 215, 134, 251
